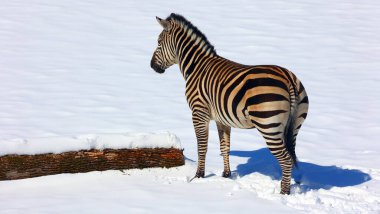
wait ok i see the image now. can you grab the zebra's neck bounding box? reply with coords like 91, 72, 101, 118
172, 26, 217, 79
165, 13, 218, 79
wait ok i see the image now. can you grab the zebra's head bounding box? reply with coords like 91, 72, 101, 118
151, 16, 178, 74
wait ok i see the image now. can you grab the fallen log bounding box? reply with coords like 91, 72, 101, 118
0, 132, 185, 180
0, 148, 184, 180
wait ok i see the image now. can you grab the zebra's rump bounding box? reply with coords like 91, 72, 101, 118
207, 65, 300, 129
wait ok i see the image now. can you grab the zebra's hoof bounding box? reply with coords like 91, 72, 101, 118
195, 171, 205, 178
222, 170, 231, 178
280, 190, 290, 195
188, 171, 205, 182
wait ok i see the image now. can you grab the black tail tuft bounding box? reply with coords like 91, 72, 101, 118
284, 110, 298, 168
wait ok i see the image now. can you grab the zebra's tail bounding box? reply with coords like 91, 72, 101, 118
283, 83, 298, 168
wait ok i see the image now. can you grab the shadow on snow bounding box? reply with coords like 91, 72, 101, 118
230, 148, 371, 191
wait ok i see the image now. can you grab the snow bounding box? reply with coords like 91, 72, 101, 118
0, 132, 181, 156
1, 0, 380, 213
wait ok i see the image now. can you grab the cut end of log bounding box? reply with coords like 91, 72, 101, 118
0, 148, 185, 180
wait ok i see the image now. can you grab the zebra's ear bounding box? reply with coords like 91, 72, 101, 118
156, 16, 169, 29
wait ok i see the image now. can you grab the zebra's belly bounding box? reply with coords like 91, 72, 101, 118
210, 107, 255, 129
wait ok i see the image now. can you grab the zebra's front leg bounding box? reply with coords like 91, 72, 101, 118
216, 122, 231, 178
192, 111, 210, 179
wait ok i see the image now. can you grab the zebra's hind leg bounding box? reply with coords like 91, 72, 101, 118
216, 122, 231, 178
267, 139, 294, 195
258, 128, 294, 194
275, 149, 293, 195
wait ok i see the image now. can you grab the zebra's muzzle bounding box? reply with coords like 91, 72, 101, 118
150, 59, 165, 74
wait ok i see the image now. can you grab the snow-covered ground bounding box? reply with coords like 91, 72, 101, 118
1, 0, 380, 213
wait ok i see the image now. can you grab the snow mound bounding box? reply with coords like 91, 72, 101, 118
0, 132, 182, 156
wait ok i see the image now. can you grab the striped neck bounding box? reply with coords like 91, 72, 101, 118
166, 14, 217, 79
176, 27, 217, 79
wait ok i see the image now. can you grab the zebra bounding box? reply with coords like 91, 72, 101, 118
150, 13, 309, 195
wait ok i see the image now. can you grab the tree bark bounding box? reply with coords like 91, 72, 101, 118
0, 148, 184, 180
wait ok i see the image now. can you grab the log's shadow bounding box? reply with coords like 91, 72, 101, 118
230, 148, 371, 191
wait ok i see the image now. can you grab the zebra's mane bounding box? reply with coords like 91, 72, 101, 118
166, 13, 217, 55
